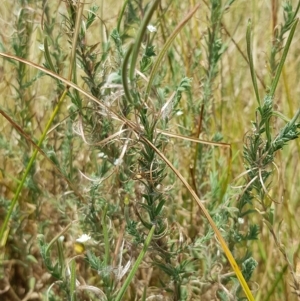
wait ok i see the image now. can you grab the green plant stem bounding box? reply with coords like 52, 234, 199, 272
246, 19, 260, 106
272, 110, 292, 122
102, 204, 110, 267
68, 0, 85, 80
269, 18, 298, 98
129, 0, 160, 81
292, 1, 300, 20
288, 108, 300, 127
117, 0, 129, 32
115, 225, 156, 301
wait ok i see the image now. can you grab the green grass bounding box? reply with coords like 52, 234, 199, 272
0, 0, 300, 300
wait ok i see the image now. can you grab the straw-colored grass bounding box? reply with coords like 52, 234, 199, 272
0, 1, 300, 300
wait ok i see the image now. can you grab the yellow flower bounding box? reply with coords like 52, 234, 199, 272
74, 234, 91, 254
74, 242, 85, 254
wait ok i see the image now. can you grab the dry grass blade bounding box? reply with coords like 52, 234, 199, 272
159, 129, 231, 148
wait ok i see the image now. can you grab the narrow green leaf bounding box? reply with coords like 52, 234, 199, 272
122, 43, 134, 105
145, 4, 200, 101
70, 259, 77, 301
44, 37, 56, 72
246, 19, 260, 105
115, 225, 156, 301
269, 18, 298, 98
